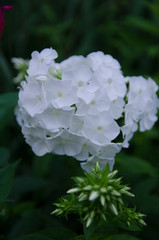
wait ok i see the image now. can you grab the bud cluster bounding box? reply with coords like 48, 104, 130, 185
12, 58, 29, 83
52, 163, 146, 228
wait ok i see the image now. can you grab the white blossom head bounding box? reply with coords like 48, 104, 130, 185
15, 47, 159, 172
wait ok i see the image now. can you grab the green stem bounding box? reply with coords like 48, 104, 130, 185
83, 220, 98, 240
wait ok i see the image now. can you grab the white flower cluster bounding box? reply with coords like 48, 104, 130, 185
16, 48, 159, 172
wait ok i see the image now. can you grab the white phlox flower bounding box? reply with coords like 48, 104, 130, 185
76, 89, 111, 116
123, 76, 159, 141
97, 143, 122, 159
81, 143, 122, 172
18, 80, 48, 117
36, 106, 74, 131
63, 65, 99, 104
87, 51, 121, 71
81, 155, 115, 172
27, 48, 58, 77
82, 112, 120, 145
94, 66, 126, 101
45, 78, 78, 108
74, 139, 101, 161
48, 130, 85, 156
60, 55, 86, 72
121, 121, 138, 148
21, 125, 54, 156
15, 47, 159, 172
109, 97, 125, 119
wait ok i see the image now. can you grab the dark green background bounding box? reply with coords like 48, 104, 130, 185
0, 0, 159, 239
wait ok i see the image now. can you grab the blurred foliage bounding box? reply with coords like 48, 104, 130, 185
0, 0, 159, 239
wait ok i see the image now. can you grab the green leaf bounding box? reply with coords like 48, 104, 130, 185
83, 219, 98, 240
0, 108, 14, 129
110, 234, 140, 240
0, 147, 10, 167
12, 228, 77, 240
33, 154, 52, 177
0, 92, 18, 108
125, 16, 159, 36
10, 176, 49, 199
0, 52, 14, 91
72, 236, 85, 240
13, 201, 36, 215
38, 227, 77, 239
118, 222, 141, 232
0, 160, 19, 203
134, 179, 159, 214
12, 234, 52, 240
117, 153, 157, 177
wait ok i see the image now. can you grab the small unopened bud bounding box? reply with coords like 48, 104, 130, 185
51, 209, 62, 215
89, 191, 99, 201
78, 193, 88, 201
100, 195, 106, 206
101, 213, 107, 221
86, 212, 95, 227
83, 185, 92, 191
86, 216, 93, 227
121, 186, 130, 192
90, 211, 95, 219
107, 170, 118, 178
118, 198, 123, 205
75, 177, 85, 184
110, 204, 118, 215
84, 214, 89, 220
127, 221, 130, 226
95, 162, 100, 172
107, 186, 113, 191
121, 190, 135, 197
139, 219, 146, 226
67, 188, 80, 194
114, 177, 122, 183
112, 190, 121, 197
94, 184, 99, 190
100, 187, 107, 193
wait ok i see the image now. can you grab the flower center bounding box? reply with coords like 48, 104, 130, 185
53, 109, 59, 115
90, 100, 95, 106
40, 58, 44, 63
107, 78, 112, 84
97, 126, 103, 131
58, 92, 63, 97
36, 96, 42, 102
78, 81, 83, 87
